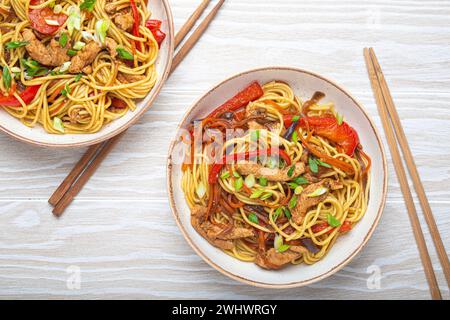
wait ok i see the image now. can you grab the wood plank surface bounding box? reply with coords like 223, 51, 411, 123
0, 0, 449, 299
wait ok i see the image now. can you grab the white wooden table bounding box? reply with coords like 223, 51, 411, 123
1, 0, 449, 300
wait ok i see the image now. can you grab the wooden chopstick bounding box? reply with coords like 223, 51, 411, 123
175, 0, 211, 46
49, 1, 215, 208
368, 48, 450, 289
51, 0, 226, 216
364, 48, 443, 300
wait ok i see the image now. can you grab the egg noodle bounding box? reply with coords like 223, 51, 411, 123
0, 0, 161, 134
181, 81, 371, 269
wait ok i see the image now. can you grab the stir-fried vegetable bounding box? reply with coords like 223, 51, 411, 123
298, 116, 360, 156
208, 148, 292, 184
206, 81, 264, 119
0, 85, 40, 107
28, 0, 67, 35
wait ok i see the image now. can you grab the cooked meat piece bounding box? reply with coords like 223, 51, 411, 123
105, 37, 118, 59
235, 161, 305, 182
82, 65, 93, 74
68, 41, 101, 74
190, 205, 253, 251
22, 29, 70, 66
114, 11, 134, 32
202, 221, 254, 240
117, 72, 146, 83
105, 2, 116, 14
304, 172, 319, 183
328, 179, 343, 190
291, 180, 331, 224
255, 246, 307, 269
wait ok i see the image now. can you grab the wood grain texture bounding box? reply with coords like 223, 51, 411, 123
0, 0, 449, 299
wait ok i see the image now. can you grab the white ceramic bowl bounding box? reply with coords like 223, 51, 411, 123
167, 66, 387, 288
0, 0, 174, 148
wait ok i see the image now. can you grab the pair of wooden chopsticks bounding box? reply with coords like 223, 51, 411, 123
49, 0, 225, 216
364, 48, 450, 300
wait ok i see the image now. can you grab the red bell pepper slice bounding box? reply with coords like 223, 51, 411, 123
130, 0, 141, 51
110, 98, 128, 109
145, 19, 166, 48
311, 220, 352, 234
208, 148, 291, 184
298, 116, 360, 156
0, 85, 40, 107
28, 0, 67, 35
206, 81, 264, 120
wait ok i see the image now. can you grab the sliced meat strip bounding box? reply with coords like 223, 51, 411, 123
291, 180, 332, 224
117, 72, 146, 83
105, 37, 118, 59
190, 205, 253, 251
22, 29, 70, 66
235, 161, 305, 182
68, 41, 101, 74
255, 246, 307, 269
114, 11, 134, 32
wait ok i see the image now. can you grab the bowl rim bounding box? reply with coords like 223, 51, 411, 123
0, 0, 175, 149
166, 65, 388, 288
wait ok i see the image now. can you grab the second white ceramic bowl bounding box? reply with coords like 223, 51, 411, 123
167, 66, 387, 288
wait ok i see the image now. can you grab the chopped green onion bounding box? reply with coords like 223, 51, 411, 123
287, 165, 295, 177
80, 0, 96, 12
73, 41, 86, 50
258, 177, 268, 186
53, 4, 63, 13
59, 33, 68, 47
292, 130, 298, 143
53, 117, 65, 133
95, 19, 110, 44
81, 31, 94, 42
260, 192, 273, 200
250, 189, 264, 199
288, 195, 298, 209
2, 66, 11, 90
277, 244, 291, 253
244, 174, 255, 188
67, 49, 77, 56
327, 214, 341, 227
220, 171, 230, 179
232, 171, 240, 178
317, 159, 332, 168
273, 207, 283, 221
248, 213, 259, 224
74, 73, 83, 82
292, 115, 300, 122
116, 47, 134, 61
250, 129, 260, 141
195, 182, 206, 199
308, 187, 328, 197
287, 182, 298, 189
59, 62, 71, 73
274, 234, 283, 252
294, 176, 308, 185
5, 41, 29, 49
67, 6, 81, 36
61, 84, 71, 97
284, 207, 292, 219
294, 185, 304, 195
234, 177, 243, 192
44, 19, 60, 26
336, 113, 344, 125
308, 157, 319, 173
10, 66, 21, 75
